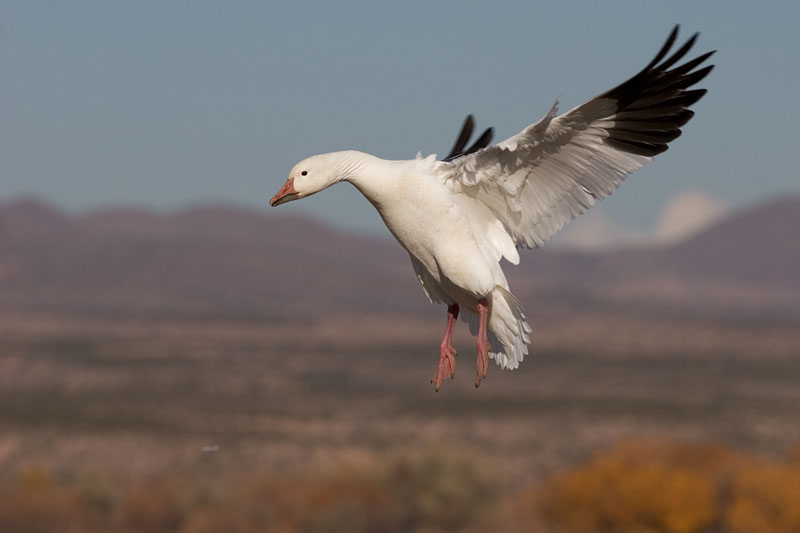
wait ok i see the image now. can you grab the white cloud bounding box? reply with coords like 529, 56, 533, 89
552, 189, 728, 251
652, 190, 729, 244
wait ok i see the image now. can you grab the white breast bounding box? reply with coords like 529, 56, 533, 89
361, 162, 497, 304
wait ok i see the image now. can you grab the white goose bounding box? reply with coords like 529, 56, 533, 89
270, 26, 714, 390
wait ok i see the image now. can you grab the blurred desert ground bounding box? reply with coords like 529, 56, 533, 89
1, 196, 799, 531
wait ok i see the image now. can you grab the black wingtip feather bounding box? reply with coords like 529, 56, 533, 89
599, 26, 713, 158
605, 138, 670, 157
442, 117, 494, 162
644, 24, 680, 71
608, 128, 682, 144
444, 115, 475, 162
656, 32, 699, 71
467, 127, 493, 154
671, 50, 716, 76
678, 64, 714, 87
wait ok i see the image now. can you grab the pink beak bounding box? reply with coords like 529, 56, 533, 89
270, 178, 298, 207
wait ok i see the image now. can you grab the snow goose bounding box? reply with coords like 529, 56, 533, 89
270, 25, 714, 390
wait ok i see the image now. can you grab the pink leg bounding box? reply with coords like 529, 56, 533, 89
431, 304, 459, 391
475, 298, 490, 388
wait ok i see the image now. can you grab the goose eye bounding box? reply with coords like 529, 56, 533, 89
301, 171, 307, 176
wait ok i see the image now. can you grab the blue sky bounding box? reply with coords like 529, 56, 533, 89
1, 1, 798, 236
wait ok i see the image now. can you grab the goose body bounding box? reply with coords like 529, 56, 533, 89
270, 26, 714, 389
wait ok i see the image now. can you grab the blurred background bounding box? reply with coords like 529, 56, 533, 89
1, 1, 799, 531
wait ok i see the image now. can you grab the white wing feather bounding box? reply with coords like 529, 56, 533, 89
436, 26, 714, 261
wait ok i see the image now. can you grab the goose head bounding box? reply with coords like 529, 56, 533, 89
270, 153, 350, 207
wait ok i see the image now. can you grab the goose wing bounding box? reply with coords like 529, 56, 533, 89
438, 25, 715, 263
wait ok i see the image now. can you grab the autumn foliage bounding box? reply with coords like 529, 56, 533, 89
526, 440, 800, 533
1, 442, 800, 532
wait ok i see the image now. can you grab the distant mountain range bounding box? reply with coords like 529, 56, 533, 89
1, 196, 798, 322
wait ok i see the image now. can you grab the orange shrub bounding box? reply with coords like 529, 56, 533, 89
791, 443, 800, 466
532, 441, 729, 533
727, 461, 800, 533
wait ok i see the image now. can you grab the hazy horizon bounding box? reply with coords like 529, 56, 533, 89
3, 188, 798, 253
